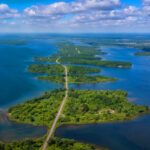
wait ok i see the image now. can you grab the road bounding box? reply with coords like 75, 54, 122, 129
42, 58, 68, 150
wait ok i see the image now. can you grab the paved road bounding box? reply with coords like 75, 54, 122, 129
42, 59, 68, 150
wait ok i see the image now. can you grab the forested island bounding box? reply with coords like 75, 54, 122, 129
4, 41, 149, 150
0, 40, 28, 45
28, 63, 117, 84
0, 137, 103, 150
8, 89, 150, 126
34, 43, 132, 68
134, 51, 150, 56
28, 64, 101, 75
37, 75, 117, 84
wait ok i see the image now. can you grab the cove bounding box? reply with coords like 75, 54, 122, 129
0, 112, 47, 143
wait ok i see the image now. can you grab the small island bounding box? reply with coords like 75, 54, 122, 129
0, 137, 103, 150
37, 74, 117, 84
27, 64, 65, 74
34, 42, 132, 68
134, 51, 150, 56
27, 63, 117, 84
28, 64, 101, 74
0, 40, 28, 45
4, 42, 137, 150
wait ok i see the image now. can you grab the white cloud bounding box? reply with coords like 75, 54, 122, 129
68, 6, 140, 26
0, 0, 150, 33
23, 0, 121, 19
0, 4, 19, 19
143, 0, 150, 5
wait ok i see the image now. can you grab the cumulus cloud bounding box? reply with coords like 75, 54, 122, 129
0, 4, 19, 19
0, 0, 150, 32
23, 0, 121, 19
143, 0, 150, 5
68, 6, 140, 26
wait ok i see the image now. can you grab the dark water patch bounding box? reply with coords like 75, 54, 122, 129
0, 113, 47, 143
55, 114, 150, 150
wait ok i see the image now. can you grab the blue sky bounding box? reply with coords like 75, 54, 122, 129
0, 0, 150, 33
121, 0, 142, 7
0, 0, 142, 9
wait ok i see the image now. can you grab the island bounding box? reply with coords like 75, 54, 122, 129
0, 40, 28, 45
8, 89, 150, 126
37, 75, 117, 84
6, 89, 150, 150
28, 64, 101, 74
34, 42, 132, 68
134, 51, 150, 56
3, 42, 143, 150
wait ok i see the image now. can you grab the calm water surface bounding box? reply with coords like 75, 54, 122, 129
0, 113, 47, 143
0, 38, 62, 142
57, 46, 150, 150
1, 37, 150, 149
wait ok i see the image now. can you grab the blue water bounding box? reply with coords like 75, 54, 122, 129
0, 115, 47, 143
1, 36, 150, 149
70, 47, 150, 106
56, 46, 150, 150
0, 39, 62, 108
56, 114, 150, 150
0, 38, 62, 142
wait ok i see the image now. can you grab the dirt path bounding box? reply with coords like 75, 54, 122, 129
42, 58, 68, 150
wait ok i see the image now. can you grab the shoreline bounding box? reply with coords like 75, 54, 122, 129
1, 42, 150, 150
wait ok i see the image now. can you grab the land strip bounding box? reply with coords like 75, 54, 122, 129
42, 58, 68, 150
